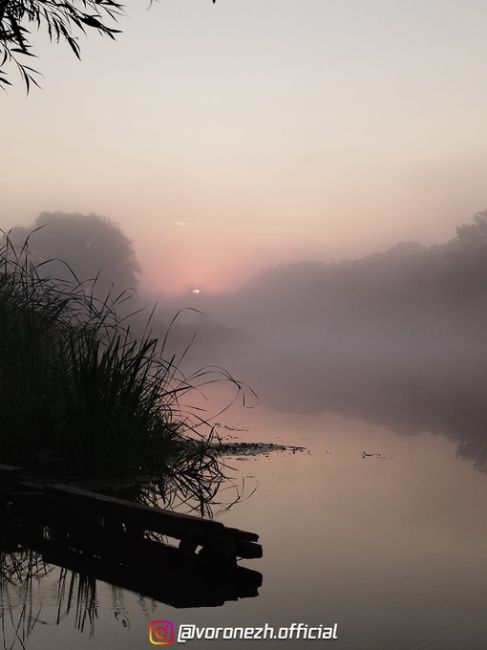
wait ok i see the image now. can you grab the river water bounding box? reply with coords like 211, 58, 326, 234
2, 344, 487, 650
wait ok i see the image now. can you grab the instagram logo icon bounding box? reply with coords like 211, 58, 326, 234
148, 620, 175, 645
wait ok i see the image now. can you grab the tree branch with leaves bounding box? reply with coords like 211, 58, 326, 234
1, 0, 217, 92
1, 0, 122, 91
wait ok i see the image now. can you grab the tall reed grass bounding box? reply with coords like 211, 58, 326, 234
0, 231, 242, 483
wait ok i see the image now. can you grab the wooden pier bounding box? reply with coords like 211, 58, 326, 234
0, 464, 263, 568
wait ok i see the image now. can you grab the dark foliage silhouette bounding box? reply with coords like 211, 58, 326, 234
0, 0, 121, 90
0, 0, 216, 90
7, 212, 141, 297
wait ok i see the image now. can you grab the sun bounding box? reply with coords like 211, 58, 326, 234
192, 288, 201, 295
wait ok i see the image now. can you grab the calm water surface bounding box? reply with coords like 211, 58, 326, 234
3, 371, 487, 650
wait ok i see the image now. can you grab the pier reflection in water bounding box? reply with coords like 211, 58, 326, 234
0, 472, 262, 648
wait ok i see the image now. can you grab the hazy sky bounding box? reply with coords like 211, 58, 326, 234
2, 0, 487, 293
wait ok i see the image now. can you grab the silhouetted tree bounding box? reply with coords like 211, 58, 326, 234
7, 212, 141, 296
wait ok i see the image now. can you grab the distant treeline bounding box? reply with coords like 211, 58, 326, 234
231, 210, 487, 342
6, 210, 487, 344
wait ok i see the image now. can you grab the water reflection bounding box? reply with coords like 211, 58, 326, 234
246, 343, 487, 472
0, 476, 262, 649
5, 342, 487, 650
1, 554, 134, 647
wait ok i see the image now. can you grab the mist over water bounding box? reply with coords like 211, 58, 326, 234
4, 2, 487, 646
138, 213, 487, 481
4, 210, 487, 650
6, 209, 487, 469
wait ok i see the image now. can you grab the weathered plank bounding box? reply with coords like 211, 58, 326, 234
1, 478, 262, 564
45, 484, 262, 559
46, 484, 225, 538
235, 540, 263, 559
1, 499, 263, 607
225, 526, 260, 542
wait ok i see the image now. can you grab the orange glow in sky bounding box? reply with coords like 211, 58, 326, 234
3, 1, 487, 294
